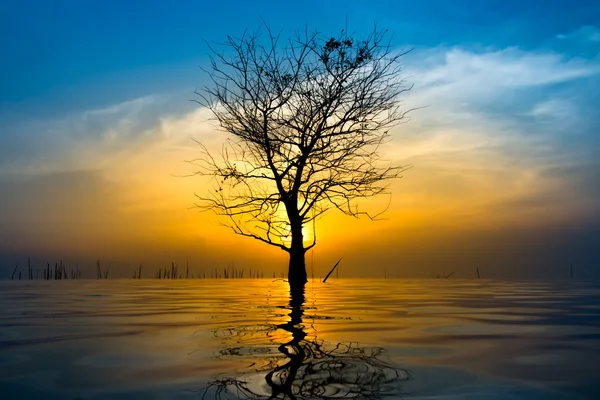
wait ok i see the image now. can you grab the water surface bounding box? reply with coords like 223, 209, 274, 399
0, 279, 599, 399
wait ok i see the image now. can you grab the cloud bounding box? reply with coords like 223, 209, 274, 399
0, 93, 198, 177
526, 98, 575, 118
405, 46, 599, 116
551, 25, 600, 58
395, 45, 599, 161
556, 25, 600, 43
383, 44, 600, 232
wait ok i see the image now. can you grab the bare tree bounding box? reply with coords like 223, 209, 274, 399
192, 25, 412, 289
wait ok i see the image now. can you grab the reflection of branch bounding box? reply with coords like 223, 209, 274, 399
201, 377, 263, 400
202, 335, 409, 399
198, 286, 410, 399
265, 338, 407, 399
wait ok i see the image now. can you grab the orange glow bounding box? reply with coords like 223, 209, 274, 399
2, 106, 596, 279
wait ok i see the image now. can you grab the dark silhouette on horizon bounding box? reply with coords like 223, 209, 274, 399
199, 284, 409, 399
192, 24, 412, 291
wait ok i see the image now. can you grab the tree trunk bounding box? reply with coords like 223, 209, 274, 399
287, 220, 307, 288
288, 249, 307, 287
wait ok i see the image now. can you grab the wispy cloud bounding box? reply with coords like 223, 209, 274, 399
414, 47, 597, 90
557, 25, 600, 43
385, 43, 600, 228
397, 44, 599, 155
0, 93, 200, 176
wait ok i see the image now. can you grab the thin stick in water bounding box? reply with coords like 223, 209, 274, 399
570, 264, 573, 279
323, 257, 343, 283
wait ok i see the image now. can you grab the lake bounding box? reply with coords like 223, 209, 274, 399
0, 279, 599, 399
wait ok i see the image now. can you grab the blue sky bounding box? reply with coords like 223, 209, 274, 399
2, 0, 598, 115
1, 0, 599, 278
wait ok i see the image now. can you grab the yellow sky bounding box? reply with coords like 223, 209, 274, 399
1, 102, 592, 280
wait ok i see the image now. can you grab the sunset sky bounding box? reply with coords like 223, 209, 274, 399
1, 0, 599, 279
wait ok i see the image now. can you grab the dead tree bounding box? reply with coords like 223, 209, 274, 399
192, 25, 412, 289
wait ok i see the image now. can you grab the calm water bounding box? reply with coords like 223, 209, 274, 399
0, 279, 599, 399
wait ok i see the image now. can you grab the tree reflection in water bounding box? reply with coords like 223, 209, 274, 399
200, 285, 410, 399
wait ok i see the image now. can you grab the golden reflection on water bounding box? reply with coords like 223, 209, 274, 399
0, 279, 599, 399
201, 283, 409, 399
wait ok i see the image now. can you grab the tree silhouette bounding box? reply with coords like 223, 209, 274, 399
193, 25, 412, 288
